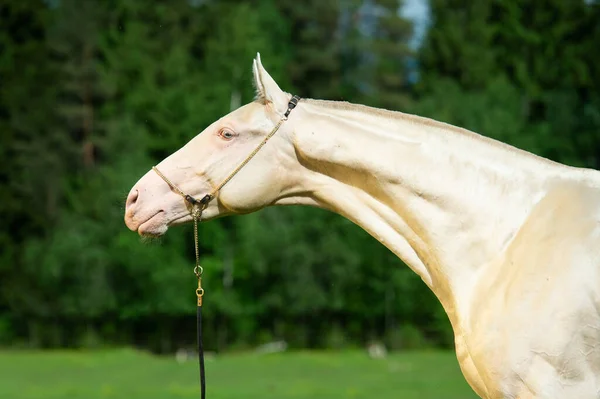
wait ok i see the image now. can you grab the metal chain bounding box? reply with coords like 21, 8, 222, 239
193, 206, 204, 306
152, 166, 187, 198
152, 166, 205, 305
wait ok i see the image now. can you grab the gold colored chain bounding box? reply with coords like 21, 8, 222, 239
152, 166, 205, 305
193, 206, 204, 306
151, 166, 187, 197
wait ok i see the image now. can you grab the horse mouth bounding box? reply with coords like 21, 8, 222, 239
137, 210, 168, 237
137, 210, 194, 237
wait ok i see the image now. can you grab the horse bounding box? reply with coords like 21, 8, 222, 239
124, 54, 600, 398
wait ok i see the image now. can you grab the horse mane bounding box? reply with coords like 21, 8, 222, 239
303, 98, 480, 138
302, 98, 560, 166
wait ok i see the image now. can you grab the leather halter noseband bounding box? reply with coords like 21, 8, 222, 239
150, 95, 300, 399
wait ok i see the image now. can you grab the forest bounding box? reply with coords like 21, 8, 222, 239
1, 0, 599, 354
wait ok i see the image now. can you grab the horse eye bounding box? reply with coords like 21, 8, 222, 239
219, 129, 235, 140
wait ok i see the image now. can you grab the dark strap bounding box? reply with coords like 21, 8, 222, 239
198, 304, 205, 399
284, 95, 301, 118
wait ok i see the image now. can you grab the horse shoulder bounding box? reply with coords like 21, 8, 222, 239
465, 180, 600, 398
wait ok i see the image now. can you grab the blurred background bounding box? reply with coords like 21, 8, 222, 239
1, 0, 599, 398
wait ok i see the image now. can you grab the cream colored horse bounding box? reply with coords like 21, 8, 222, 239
124, 54, 600, 398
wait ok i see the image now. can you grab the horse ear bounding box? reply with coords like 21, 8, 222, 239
252, 53, 288, 115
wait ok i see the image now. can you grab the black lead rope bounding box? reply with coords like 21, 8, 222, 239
153, 95, 302, 399
197, 304, 205, 399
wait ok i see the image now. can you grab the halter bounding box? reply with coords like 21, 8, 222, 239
151, 95, 300, 399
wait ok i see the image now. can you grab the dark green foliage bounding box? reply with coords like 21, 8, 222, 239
0, 0, 597, 353
0, 0, 66, 345
416, 0, 600, 167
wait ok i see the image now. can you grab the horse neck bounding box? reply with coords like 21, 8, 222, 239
290, 99, 567, 325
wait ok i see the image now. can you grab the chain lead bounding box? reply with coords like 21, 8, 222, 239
192, 205, 204, 306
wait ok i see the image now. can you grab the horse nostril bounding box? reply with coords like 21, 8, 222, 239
126, 189, 139, 209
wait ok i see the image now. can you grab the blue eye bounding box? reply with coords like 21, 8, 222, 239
219, 129, 235, 140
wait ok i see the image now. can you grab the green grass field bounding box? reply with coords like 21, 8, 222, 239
0, 349, 478, 399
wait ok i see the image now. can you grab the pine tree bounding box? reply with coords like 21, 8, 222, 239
350, 0, 414, 110
416, 0, 600, 167
417, 0, 498, 91
0, 0, 68, 345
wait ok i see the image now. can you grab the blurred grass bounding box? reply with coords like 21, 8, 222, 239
0, 348, 478, 399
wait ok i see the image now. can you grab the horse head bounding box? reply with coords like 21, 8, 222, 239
124, 54, 303, 236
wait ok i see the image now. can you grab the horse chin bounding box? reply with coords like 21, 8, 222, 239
137, 211, 169, 237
